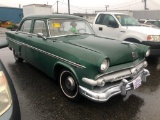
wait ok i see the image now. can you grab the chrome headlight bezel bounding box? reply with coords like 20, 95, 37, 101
0, 71, 12, 116
145, 49, 150, 57
100, 59, 110, 72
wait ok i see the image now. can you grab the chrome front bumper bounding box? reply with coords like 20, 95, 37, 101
79, 69, 150, 102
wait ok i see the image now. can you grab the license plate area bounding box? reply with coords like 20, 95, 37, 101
132, 76, 142, 89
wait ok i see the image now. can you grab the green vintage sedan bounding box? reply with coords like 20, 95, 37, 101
6, 14, 150, 102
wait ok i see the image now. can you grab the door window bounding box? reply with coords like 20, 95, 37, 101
20, 20, 32, 33
33, 20, 48, 37
95, 14, 105, 24
102, 14, 117, 27
95, 14, 118, 27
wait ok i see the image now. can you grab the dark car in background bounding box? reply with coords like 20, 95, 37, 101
0, 39, 20, 120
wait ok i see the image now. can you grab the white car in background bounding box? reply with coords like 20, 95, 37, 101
92, 12, 160, 56
138, 19, 160, 28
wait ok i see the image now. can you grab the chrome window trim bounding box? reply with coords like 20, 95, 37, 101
16, 31, 31, 35
19, 19, 32, 33
7, 37, 86, 69
15, 31, 50, 38
47, 19, 51, 37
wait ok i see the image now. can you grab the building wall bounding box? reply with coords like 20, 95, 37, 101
23, 4, 52, 17
133, 10, 160, 20
0, 7, 23, 23
23, 5, 35, 17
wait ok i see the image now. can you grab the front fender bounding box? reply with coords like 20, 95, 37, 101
53, 61, 79, 83
119, 28, 147, 42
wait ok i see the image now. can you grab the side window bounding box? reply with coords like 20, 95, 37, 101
95, 14, 105, 24
96, 14, 118, 27
20, 20, 32, 33
33, 20, 48, 37
102, 14, 117, 27
102, 15, 109, 25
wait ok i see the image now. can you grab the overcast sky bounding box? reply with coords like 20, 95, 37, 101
0, 0, 160, 13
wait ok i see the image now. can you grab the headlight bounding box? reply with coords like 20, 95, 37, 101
146, 49, 150, 57
100, 59, 109, 72
147, 35, 160, 42
0, 71, 12, 116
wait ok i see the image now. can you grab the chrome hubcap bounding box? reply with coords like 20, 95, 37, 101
65, 76, 75, 91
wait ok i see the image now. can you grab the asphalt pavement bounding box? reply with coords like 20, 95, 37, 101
1, 28, 160, 120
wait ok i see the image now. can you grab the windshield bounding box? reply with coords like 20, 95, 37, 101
48, 19, 94, 37
115, 14, 141, 26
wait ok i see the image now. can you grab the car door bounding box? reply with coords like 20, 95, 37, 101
26, 19, 55, 76
14, 19, 32, 60
93, 14, 120, 40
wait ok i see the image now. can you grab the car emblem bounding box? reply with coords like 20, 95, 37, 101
132, 52, 135, 58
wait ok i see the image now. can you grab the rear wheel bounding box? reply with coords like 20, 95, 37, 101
59, 70, 81, 101
13, 50, 23, 62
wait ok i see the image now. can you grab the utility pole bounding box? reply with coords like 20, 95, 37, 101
105, 5, 109, 11
144, 0, 147, 10
68, 0, 70, 14
85, 9, 87, 14
57, 0, 59, 14
142, 0, 148, 10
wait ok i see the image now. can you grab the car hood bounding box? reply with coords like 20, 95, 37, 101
123, 26, 160, 35
66, 35, 139, 66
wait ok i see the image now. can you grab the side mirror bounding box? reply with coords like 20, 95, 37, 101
108, 21, 119, 28
0, 39, 8, 49
37, 33, 46, 40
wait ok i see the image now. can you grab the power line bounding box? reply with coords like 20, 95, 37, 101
59, 0, 64, 6
111, 1, 142, 10
67, 0, 140, 10
109, 0, 141, 8
150, 0, 160, 5
55, 0, 143, 13
53, 2, 57, 6
58, 1, 84, 10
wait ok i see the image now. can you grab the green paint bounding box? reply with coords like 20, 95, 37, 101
5, 14, 149, 90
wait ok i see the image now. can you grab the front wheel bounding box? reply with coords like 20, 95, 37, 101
13, 50, 23, 62
59, 70, 81, 101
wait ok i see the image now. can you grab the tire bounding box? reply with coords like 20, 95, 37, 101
13, 50, 23, 62
59, 70, 81, 101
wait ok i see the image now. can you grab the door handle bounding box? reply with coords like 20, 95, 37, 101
99, 27, 103, 31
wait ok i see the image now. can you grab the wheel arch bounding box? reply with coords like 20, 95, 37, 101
124, 38, 141, 43
53, 61, 79, 83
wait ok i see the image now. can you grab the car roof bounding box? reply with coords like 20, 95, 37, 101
23, 14, 84, 20
98, 12, 128, 15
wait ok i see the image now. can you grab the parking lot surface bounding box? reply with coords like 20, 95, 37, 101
1, 28, 160, 120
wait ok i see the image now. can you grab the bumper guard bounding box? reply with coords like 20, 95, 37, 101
79, 69, 150, 102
